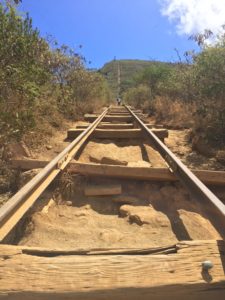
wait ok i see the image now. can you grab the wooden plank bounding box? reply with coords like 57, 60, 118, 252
0, 240, 224, 299
109, 111, 141, 114
78, 123, 135, 129
67, 128, 143, 139
0, 244, 176, 255
10, 160, 225, 186
67, 128, 168, 140
84, 114, 133, 123
76, 124, 164, 129
70, 162, 181, 180
71, 163, 225, 186
84, 184, 122, 196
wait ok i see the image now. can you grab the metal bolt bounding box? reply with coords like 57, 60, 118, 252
202, 260, 214, 271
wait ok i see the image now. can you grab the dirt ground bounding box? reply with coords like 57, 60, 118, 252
2, 116, 225, 249
77, 139, 167, 167
165, 129, 225, 171
18, 177, 221, 249
28, 124, 225, 171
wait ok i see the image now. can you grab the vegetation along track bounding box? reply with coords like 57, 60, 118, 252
1, 105, 225, 299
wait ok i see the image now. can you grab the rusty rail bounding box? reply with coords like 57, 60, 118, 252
0, 107, 109, 242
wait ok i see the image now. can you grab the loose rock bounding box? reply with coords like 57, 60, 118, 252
101, 156, 128, 166
119, 204, 171, 227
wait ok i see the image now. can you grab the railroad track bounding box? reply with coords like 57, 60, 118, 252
0, 105, 225, 299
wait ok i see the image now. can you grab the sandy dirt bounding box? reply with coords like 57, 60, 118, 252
18, 177, 221, 249
6, 115, 225, 250
30, 121, 88, 161
77, 139, 167, 167
165, 129, 225, 170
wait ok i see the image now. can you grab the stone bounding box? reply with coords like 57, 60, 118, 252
46, 145, 52, 150
89, 155, 128, 166
119, 205, 171, 227
41, 199, 55, 214
101, 156, 128, 166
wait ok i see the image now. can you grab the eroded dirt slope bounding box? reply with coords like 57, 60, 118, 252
18, 178, 221, 250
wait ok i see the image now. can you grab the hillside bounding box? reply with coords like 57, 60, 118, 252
99, 59, 173, 97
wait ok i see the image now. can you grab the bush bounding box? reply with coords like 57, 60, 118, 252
0, 3, 111, 145
122, 34, 225, 146
123, 85, 151, 109
0, 4, 52, 142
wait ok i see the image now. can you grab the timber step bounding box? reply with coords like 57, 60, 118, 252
85, 114, 133, 123
67, 128, 168, 140
11, 159, 225, 186
76, 123, 164, 129
84, 184, 122, 196
84, 114, 147, 123
0, 241, 224, 299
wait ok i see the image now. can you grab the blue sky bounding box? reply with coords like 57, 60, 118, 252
18, 0, 206, 68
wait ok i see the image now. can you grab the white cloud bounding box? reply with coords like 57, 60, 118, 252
159, 0, 225, 36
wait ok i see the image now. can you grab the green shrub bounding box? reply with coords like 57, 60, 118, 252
0, 3, 111, 145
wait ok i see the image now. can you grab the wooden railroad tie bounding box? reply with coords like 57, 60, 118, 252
0, 240, 225, 299
84, 114, 148, 123
11, 159, 225, 186
76, 123, 164, 129
67, 128, 168, 140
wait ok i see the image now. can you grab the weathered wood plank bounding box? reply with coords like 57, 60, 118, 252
11, 159, 49, 169
79, 123, 135, 129
84, 114, 133, 123
84, 184, 122, 196
0, 244, 176, 256
71, 162, 175, 180
76, 123, 164, 129
0, 240, 224, 299
71, 162, 225, 186
108, 110, 143, 114
10, 159, 225, 186
67, 128, 168, 140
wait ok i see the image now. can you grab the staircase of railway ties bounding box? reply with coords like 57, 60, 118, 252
0, 105, 225, 299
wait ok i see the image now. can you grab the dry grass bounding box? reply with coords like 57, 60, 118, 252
152, 97, 195, 129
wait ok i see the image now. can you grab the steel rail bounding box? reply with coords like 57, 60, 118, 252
0, 107, 109, 242
125, 105, 225, 225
